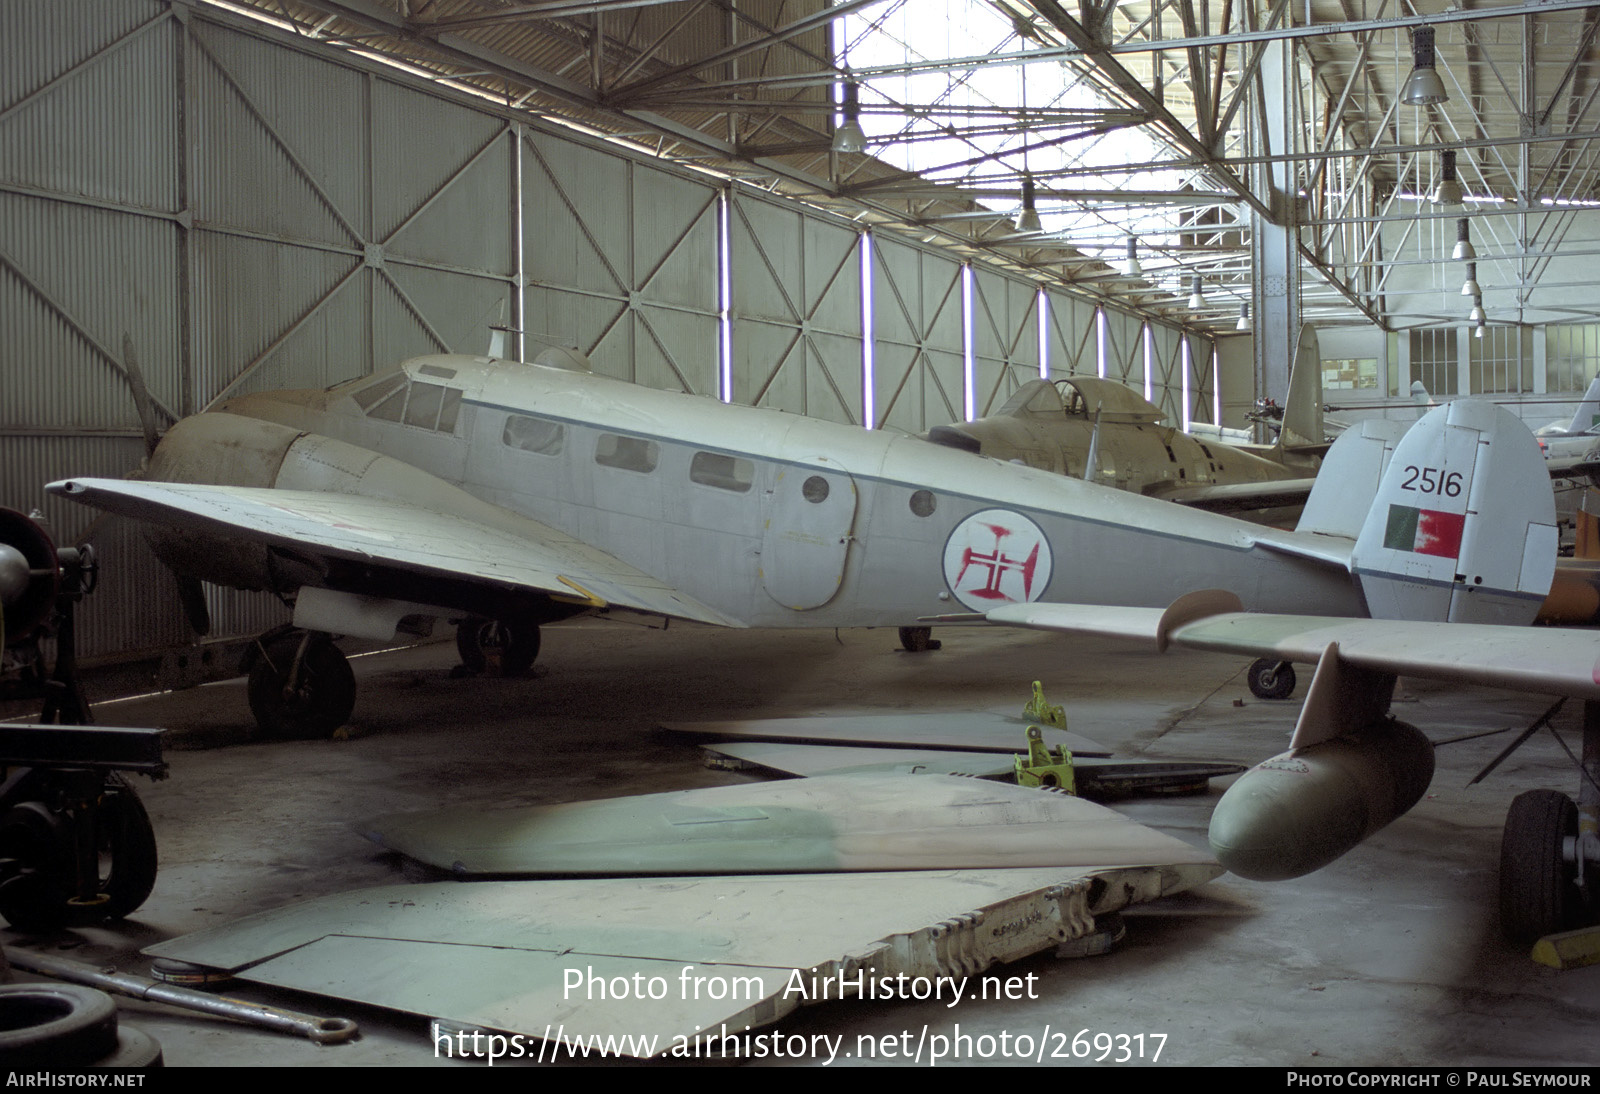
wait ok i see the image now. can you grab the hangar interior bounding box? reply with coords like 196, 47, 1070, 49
2, 0, 1600, 1069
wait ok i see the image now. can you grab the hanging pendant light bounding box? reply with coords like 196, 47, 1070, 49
1236, 303, 1251, 332
1187, 276, 1205, 310
1402, 27, 1448, 107
1015, 174, 1043, 234
1451, 218, 1475, 261
1431, 149, 1463, 206
1122, 237, 1141, 276
832, 81, 866, 154
1461, 261, 1480, 297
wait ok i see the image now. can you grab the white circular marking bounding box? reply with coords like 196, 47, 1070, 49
942, 508, 1053, 612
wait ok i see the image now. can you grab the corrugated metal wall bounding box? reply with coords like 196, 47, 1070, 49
970, 268, 1039, 417
1, 0, 1220, 663
871, 237, 965, 433
727, 189, 861, 418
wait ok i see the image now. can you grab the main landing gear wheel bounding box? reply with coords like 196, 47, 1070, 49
1247, 658, 1296, 701
898, 626, 941, 652
455, 619, 541, 677
0, 778, 158, 932
1500, 789, 1585, 944
247, 632, 355, 738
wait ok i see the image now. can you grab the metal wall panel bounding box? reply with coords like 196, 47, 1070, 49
727, 191, 862, 423
1148, 321, 1182, 422
521, 130, 718, 395
1187, 330, 1217, 425
971, 268, 1039, 416
871, 238, 964, 432
1101, 308, 1146, 392
0, 2, 177, 213
1044, 289, 1098, 378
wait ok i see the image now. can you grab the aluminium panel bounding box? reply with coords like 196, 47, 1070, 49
1044, 289, 1098, 379
728, 190, 862, 423
0, 2, 177, 213
373, 85, 513, 275
0, 192, 182, 431
1188, 330, 1217, 425
1149, 321, 1183, 423
1100, 308, 1145, 391
872, 237, 964, 432
971, 268, 1039, 417
188, 23, 363, 251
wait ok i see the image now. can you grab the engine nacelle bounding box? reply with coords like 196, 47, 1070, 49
1208, 717, 1435, 881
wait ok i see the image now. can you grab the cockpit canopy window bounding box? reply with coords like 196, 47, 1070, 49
995, 380, 1066, 418
352, 373, 461, 433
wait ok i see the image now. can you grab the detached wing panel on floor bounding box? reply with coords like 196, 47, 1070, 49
987, 601, 1600, 701
48, 478, 740, 627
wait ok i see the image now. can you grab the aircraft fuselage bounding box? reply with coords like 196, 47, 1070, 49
150, 354, 1368, 629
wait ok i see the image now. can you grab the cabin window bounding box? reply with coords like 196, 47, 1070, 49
909, 489, 936, 517
690, 451, 754, 492
801, 475, 830, 503
503, 415, 565, 456
595, 433, 659, 473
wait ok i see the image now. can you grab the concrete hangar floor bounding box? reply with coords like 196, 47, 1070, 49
3, 620, 1594, 1067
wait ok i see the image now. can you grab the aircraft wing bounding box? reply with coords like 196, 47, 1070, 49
48, 478, 742, 627
985, 600, 1600, 701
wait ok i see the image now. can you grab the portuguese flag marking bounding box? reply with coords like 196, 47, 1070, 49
1383, 504, 1466, 558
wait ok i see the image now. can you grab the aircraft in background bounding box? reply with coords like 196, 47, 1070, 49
928, 327, 1325, 517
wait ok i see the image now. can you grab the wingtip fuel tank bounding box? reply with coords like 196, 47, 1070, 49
1208, 717, 1435, 881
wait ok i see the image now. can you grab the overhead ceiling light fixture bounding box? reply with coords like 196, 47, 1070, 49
1188, 276, 1205, 310
1431, 149, 1463, 206
1461, 261, 1480, 297
832, 81, 866, 154
1015, 173, 1043, 234
1236, 303, 1251, 332
1475, 321, 1486, 339
1122, 237, 1141, 276
1402, 26, 1449, 107
1469, 296, 1485, 324
1452, 217, 1476, 261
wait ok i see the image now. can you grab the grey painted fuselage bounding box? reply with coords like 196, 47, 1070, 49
206, 354, 1367, 627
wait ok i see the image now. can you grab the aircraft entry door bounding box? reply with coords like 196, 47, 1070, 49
761, 457, 858, 610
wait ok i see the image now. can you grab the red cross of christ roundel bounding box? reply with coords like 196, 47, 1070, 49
942, 508, 1054, 611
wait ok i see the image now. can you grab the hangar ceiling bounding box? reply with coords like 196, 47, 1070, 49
210, 0, 1600, 334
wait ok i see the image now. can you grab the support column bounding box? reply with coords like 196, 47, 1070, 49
1251, 40, 1301, 422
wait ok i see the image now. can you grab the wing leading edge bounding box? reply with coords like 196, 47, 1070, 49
986, 597, 1600, 702
48, 478, 741, 628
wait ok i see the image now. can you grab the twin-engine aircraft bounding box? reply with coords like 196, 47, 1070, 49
47, 348, 1592, 939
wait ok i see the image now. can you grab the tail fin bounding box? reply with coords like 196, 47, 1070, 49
1296, 418, 1409, 539
1563, 376, 1600, 434
1277, 325, 1325, 452
1351, 401, 1557, 624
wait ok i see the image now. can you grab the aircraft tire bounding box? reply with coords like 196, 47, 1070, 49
898, 626, 937, 652
0, 984, 120, 1065
247, 633, 356, 738
1500, 789, 1583, 944
67, 775, 158, 926
456, 619, 540, 677
0, 801, 71, 931
1247, 658, 1296, 700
